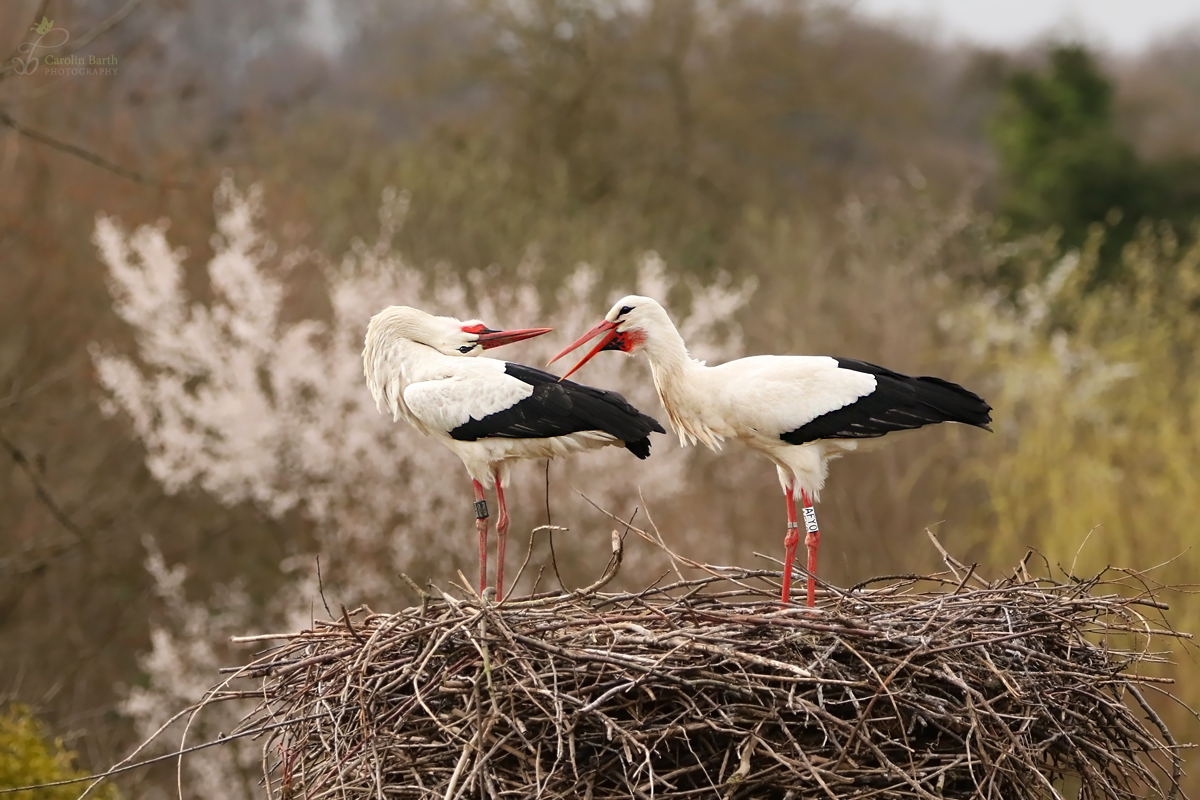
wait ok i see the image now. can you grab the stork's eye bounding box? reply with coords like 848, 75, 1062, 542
619, 305, 634, 316
458, 345, 474, 353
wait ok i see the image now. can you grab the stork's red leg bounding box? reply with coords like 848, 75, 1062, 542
781, 481, 800, 604
472, 479, 489, 595
494, 473, 509, 602
801, 489, 820, 607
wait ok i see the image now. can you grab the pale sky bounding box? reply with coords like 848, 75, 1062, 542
851, 0, 1200, 52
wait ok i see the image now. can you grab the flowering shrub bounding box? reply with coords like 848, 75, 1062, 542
94, 178, 754, 797
941, 227, 1200, 571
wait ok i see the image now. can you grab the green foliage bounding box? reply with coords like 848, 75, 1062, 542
0, 705, 118, 799
948, 223, 1200, 734
991, 46, 1147, 266
991, 44, 1200, 280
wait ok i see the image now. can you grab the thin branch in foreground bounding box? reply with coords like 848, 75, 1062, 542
0, 714, 322, 796
0, 110, 191, 189
0, 426, 85, 545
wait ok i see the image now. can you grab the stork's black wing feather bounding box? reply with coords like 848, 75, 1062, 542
449, 363, 666, 459
780, 358, 992, 445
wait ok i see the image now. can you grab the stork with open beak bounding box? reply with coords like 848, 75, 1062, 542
550, 295, 992, 606
364, 305, 665, 600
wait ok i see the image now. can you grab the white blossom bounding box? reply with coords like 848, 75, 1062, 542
97, 178, 752, 798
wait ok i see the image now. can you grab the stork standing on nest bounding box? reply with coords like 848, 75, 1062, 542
364, 306, 665, 601
550, 295, 992, 607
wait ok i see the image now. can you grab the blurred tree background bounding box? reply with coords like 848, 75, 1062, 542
991, 43, 1200, 280
4, 0, 1200, 796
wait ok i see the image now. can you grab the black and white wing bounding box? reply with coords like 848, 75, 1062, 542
405, 359, 665, 458
779, 358, 992, 445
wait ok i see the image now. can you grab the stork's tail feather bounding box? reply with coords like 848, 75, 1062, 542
625, 437, 653, 459
621, 412, 665, 459
902, 376, 993, 431
913, 375, 993, 431
571, 386, 665, 458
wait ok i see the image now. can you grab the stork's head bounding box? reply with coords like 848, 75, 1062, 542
550, 295, 666, 379
365, 306, 551, 358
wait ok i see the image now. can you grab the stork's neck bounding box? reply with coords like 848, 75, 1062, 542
640, 321, 721, 449
641, 322, 693, 380
364, 336, 448, 425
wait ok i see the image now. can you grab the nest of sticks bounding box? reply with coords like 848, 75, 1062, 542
222, 535, 1191, 800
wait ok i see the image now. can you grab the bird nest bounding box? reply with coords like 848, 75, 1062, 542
222, 541, 1190, 800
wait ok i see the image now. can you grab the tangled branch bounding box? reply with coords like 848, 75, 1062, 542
211, 557, 1191, 799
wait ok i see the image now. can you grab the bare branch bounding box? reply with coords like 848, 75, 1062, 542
0, 426, 85, 546
0, 109, 191, 189
59, 0, 146, 59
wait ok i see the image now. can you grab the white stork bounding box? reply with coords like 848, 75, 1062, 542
550, 295, 991, 606
364, 306, 665, 600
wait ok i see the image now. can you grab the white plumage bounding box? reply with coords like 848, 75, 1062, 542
552, 295, 992, 606
364, 305, 664, 600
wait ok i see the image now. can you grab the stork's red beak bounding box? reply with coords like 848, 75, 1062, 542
475, 327, 553, 349
548, 319, 619, 380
